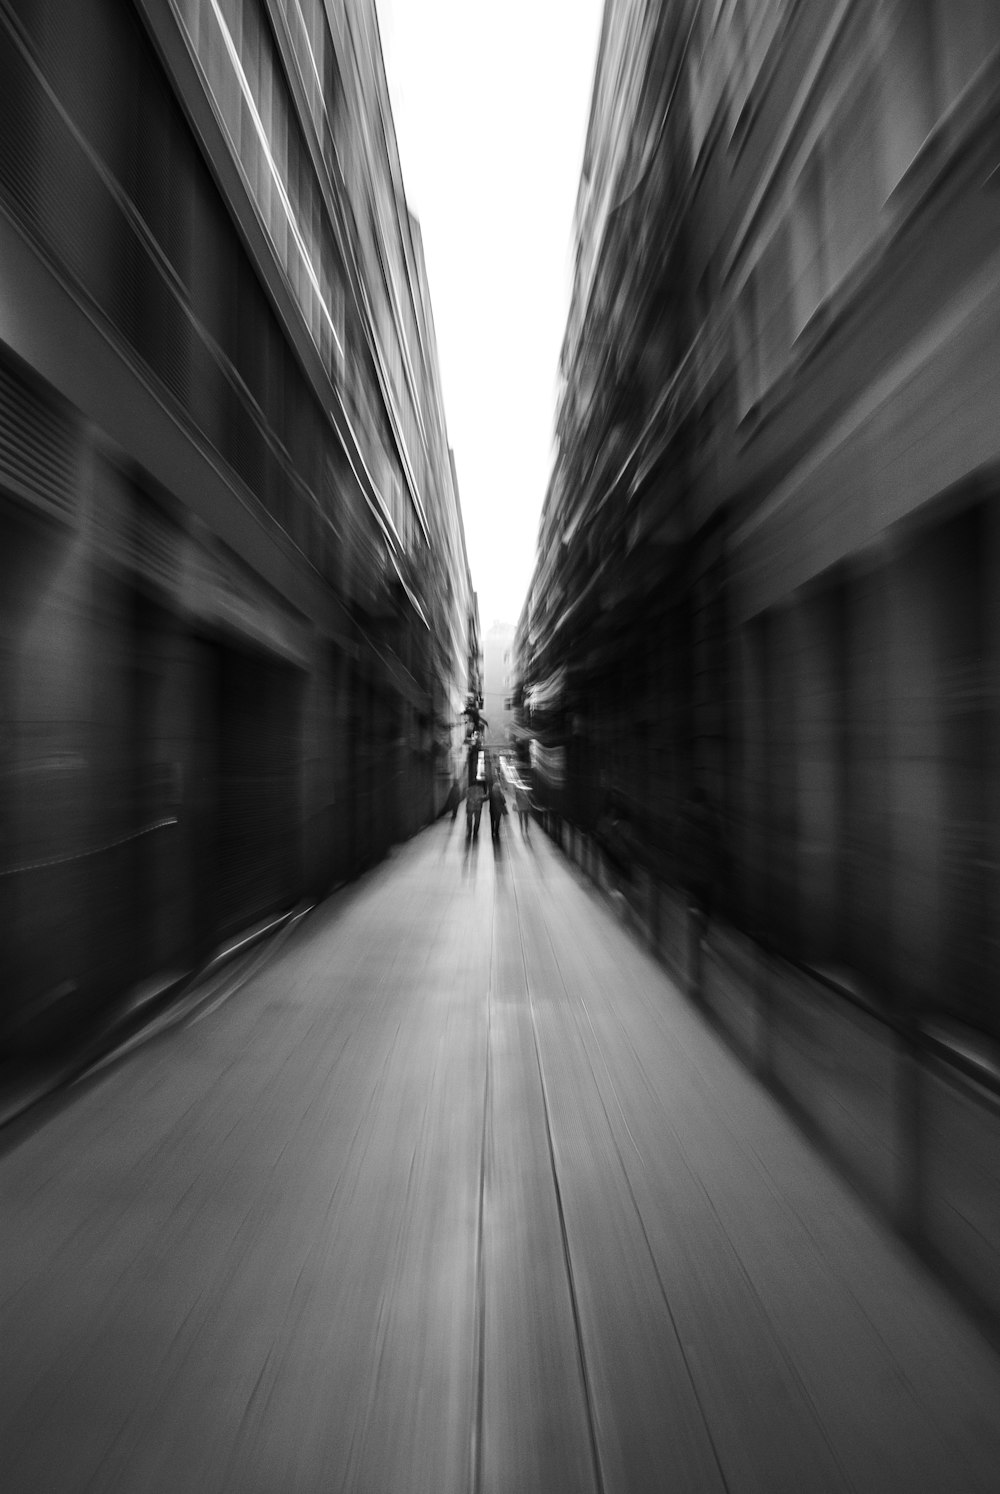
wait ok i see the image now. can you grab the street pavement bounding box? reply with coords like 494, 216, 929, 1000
2, 814, 1000, 1492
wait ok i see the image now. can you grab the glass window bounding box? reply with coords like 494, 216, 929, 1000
825, 81, 880, 287
881, 3, 937, 191
734, 271, 760, 420
757, 222, 791, 388
790, 153, 827, 335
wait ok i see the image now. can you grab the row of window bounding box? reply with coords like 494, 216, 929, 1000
176, 0, 348, 382
177, 0, 439, 567
744, 502, 991, 1029
688, 0, 790, 166
0, 0, 399, 595
730, 3, 1000, 417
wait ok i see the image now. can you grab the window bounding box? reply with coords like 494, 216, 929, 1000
790, 152, 826, 336
734, 270, 761, 420
824, 80, 880, 288
757, 222, 792, 389
880, 3, 937, 191
939, 0, 1000, 112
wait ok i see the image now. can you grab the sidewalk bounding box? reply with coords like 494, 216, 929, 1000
547, 811, 1000, 1336
1, 817, 999, 1492
0, 905, 308, 1131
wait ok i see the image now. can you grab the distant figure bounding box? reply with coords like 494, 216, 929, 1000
462, 701, 489, 741
466, 781, 486, 841
445, 779, 463, 821
488, 777, 507, 841
514, 781, 532, 839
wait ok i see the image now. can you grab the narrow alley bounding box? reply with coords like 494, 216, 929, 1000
2, 819, 999, 1493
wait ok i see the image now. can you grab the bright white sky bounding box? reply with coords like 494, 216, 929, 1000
375, 0, 605, 629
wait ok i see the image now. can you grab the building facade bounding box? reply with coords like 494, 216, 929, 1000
514, 0, 1000, 1320
480, 621, 516, 755
0, 0, 477, 1053
689, 0, 1000, 1031
516, 0, 1000, 1322
519, 0, 1000, 1030
516, 0, 694, 863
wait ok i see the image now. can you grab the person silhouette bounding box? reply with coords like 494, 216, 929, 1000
488, 774, 507, 842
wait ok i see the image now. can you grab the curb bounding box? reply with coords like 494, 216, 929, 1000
0, 901, 314, 1134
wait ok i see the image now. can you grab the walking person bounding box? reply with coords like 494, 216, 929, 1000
488, 774, 507, 842
445, 778, 463, 822
465, 780, 486, 841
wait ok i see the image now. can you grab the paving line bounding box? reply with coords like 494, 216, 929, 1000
506, 859, 607, 1494
80, 905, 315, 1081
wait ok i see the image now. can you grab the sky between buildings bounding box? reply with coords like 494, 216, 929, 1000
375, 0, 605, 629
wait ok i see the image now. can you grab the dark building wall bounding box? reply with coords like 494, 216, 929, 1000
0, 0, 475, 1055
516, 0, 1000, 1331
521, 0, 1000, 1035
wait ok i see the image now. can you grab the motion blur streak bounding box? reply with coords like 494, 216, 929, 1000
0, 0, 482, 1065
512, 0, 1000, 1334
5, 0, 1000, 1487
